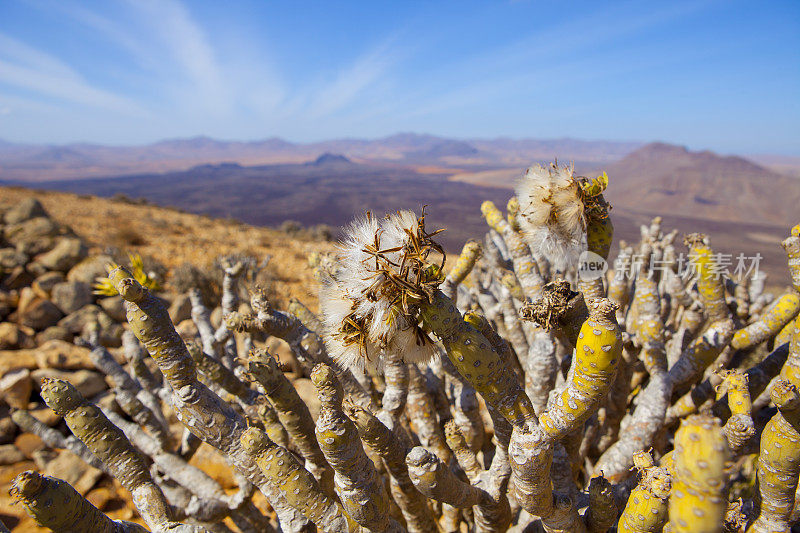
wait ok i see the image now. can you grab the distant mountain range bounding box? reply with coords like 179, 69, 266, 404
0, 133, 642, 182
1, 133, 797, 279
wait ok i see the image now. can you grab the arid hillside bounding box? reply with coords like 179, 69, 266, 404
0, 186, 333, 309
599, 143, 799, 226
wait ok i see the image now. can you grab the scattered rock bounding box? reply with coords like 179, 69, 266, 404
57, 305, 122, 346
43, 449, 103, 495
4, 216, 60, 245
33, 339, 93, 370
2, 265, 34, 289
0, 415, 16, 444
67, 254, 114, 285
0, 248, 28, 271
31, 369, 107, 399
86, 486, 116, 511
176, 318, 199, 340
292, 378, 320, 420
28, 406, 61, 426
35, 325, 73, 344
211, 306, 223, 329
14, 433, 45, 459
3, 198, 47, 225
58, 304, 102, 334
34, 237, 88, 272
32, 271, 66, 296
16, 286, 36, 314
0, 322, 33, 350
16, 236, 56, 258
32, 448, 58, 469
0, 368, 32, 409
0, 348, 37, 375
18, 297, 63, 330
99, 295, 127, 323
51, 281, 93, 314
169, 293, 192, 324
0, 444, 25, 465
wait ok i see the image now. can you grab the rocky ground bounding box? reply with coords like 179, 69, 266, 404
0, 187, 333, 531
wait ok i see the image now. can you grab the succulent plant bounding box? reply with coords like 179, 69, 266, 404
8, 164, 800, 533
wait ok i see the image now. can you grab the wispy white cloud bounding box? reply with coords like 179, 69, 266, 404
126, 0, 227, 112
0, 32, 144, 113
304, 40, 402, 118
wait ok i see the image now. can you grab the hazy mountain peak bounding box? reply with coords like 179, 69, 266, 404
309, 153, 352, 166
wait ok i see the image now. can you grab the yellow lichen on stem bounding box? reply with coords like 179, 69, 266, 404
782, 225, 800, 292
11, 470, 149, 533
241, 427, 356, 532
345, 402, 439, 533
442, 239, 481, 297
538, 298, 621, 441
684, 233, 730, 323
717, 369, 755, 452
749, 380, 800, 532
668, 414, 730, 533
419, 290, 537, 428
782, 312, 800, 389
731, 291, 800, 350
481, 200, 544, 297
311, 364, 398, 533
668, 318, 735, 390
617, 451, 672, 533
245, 348, 334, 496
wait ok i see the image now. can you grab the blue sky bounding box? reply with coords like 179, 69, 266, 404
0, 0, 798, 154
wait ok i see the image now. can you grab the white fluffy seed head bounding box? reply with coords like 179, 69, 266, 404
319, 210, 441, 372
515, 162, 587, 270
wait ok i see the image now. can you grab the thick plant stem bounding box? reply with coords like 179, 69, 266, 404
481, 200, 544, 298
406, 446, 484, 508
732, 291, 800, 350
718, 369, 755, 453
103, 408, 264, 527
444, 421, 512, 533
228, 288, 373, 408
783, 227, 800, 293
241, 427, 356, 532
106, 266, 311, 532
245, 348, 334, 495
311, 363, 400, 532
782, 312, 800, 388
419, 289, 537, 428
684, 233, 730, 323
594, 281, 668, 481
11, 470, 149, 533
39, 378, 198, 532
668, 318, 735, 390
288, 297, 324, 333
667, 342, 789, 424
539, 298, 621, 442
11, 409, 108, 472
442, 239, 481, 298
749, 380, 800, 532
617, 451, 671, 533
345, 402, 439, 533
668, 414, 729, 533
585, 474, 617, 533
